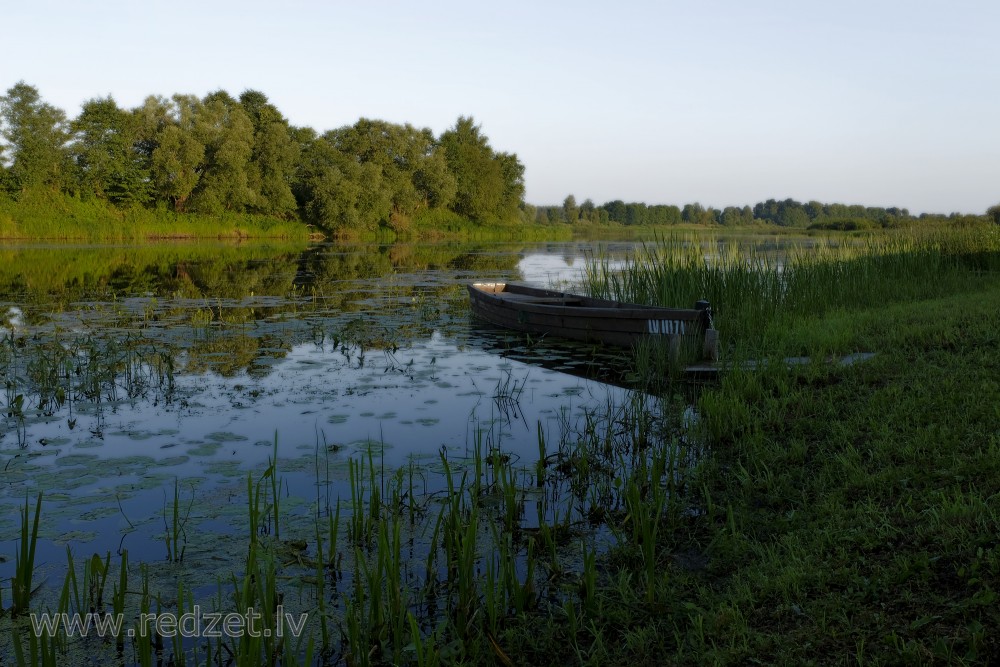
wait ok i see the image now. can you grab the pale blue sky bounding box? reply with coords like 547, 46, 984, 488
4, 0, 998, 213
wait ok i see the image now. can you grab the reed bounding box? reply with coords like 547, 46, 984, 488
11, 622, 59, 667
436, 452, 481, 636
134, 564, 154, 667
164, 478, 190, 563
12, 494, 43, 617
579, 539, 598, 615
228, 534, 283, 666
246, 445, 282, 546
268, 436, 282, 538
407, 612, 442, 667
621, 469, 666, 604
111, 550, 128, 651
585, 227, 1000, 357
311, 510, 331, 653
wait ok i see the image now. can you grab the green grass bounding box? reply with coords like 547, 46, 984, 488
0, 191, 312, 241
489, 228, 1000, 666
402, 207, 573, 242
669, 286, 1000, 664
0, 191, 575, 243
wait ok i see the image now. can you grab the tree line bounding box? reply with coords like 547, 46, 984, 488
3, 81, 995, 235
536, 195, 997, 229
0, 82, 526, 233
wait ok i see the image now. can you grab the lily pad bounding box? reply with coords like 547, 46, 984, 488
205, 431, 248, 443
55, 453, 100, 467
187, 442, 223, 457
52, 530, 99, 545
157, 455, 190, 467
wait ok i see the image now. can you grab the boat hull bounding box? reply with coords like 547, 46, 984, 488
468, 282, 716, 357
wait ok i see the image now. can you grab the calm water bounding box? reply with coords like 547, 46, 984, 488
0, 240, 670, 578
0, 234, 812, 607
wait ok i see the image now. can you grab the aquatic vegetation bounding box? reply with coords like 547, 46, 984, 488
163, 479, 191, 563
10, 494, 43, 617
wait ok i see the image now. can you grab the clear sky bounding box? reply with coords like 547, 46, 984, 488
3, 0, 998, 213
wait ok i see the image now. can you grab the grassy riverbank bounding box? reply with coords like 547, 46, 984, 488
534, 228, 1000, 665
0, 193, 312, 241
0, 193, 573, 243
490, 282, 1000, 665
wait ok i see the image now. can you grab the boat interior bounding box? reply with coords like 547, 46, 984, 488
473, 283, 583, 305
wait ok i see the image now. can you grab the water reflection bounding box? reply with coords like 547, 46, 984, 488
0, 240, 643, 571
0, 236, 801, 589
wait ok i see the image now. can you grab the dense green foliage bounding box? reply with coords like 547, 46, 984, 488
0, 83, 528, 237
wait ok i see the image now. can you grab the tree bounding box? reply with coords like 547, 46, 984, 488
294, 132, 376, 232
520, 203, 537, 225
602, 200, 626, 223
151, 123, 204, 210
805, 200, 824, 220
776, 199, 809, 227
563, 194, 579, 224
625, 202, 647, 226
329, 118, 432, 226
495, 151, 525, 222
71, 96, 151, 205
720, 206, 744, 226
413, 150, 457, 210
135, 95, 206, 211
0, 82, 72, 192
0, 145, 8, 191
239, 90, 298, 217
249, 122, 299, 216
439, 116, 523, 224
988, 204, 1000, 225
754, 199, 779, 223
682, 202, 705, 223
188, 91, 256, 214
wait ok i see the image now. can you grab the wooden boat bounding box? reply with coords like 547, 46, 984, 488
468, 282, 719, 360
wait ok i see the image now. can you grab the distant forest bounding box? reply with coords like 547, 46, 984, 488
2, 82, 997, 235
535, 195, 1000, 230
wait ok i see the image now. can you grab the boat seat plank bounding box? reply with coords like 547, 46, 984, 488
499, 294, 583, 304
517, 297, 583, 304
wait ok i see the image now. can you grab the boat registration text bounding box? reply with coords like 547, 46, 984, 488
647, 319, 687, 335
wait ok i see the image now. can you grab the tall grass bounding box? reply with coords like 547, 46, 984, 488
585, 227, 1000, 355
